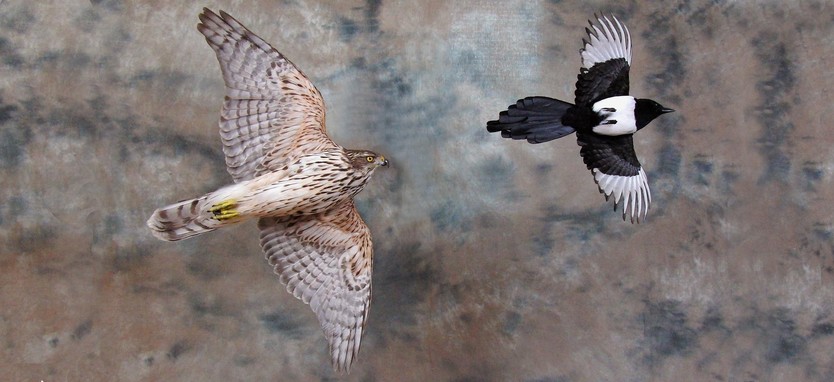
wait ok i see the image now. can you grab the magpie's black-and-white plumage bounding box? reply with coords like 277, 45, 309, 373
487, 14, 674, 222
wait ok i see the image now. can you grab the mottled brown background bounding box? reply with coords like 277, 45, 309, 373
3, 0, 834, 381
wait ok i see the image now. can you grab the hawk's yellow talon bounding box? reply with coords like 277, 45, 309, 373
208, 199, 236, 213
214, 210, 239, 220
209, 199, 239, 220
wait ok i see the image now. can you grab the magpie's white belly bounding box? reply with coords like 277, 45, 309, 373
592, 96, 637, 136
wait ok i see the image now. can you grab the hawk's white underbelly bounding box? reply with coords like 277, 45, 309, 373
592, 96, 637, 136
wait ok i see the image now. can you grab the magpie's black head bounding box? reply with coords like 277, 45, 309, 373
635, 99, 674, 130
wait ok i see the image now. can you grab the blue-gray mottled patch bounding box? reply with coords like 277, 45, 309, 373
260, 310, 307, 339
166, 340, 190, 361
812, 223, 832, 241
374, 242, 438, 329
501, 310, 522, 336
141, 124, 225, 167
640, 300, 698, 366
691, 157, 713, 186
8, 195, 26, 217
751, 34, 796, 185
35, 51, 93, 69
338, 17, 359, 42
233, 354, 255, 367
362, 59, 455, 152
111, 245, 152, 272
540, 205, 609, 244
47, 108, 97, 139
641, 12, 687, 103
15, 223, 57, 253
720, 169, 739, 193
762, 309, 807, 364
188, 293, 226, 317
759, 151, 791, 184
812, 322, 834, 337
700, 306, 727, 332
0, 6, 36, 34
0, 37, 24, 68
76, 8, 102, 33
476, 156, 516, 195
365, 0, 382, 32
102, 214, 122, 236
523, 377, 571, 382
653, 143, 681, 178
531, 229, 555, 257
186, 254, 229, 281
71, 319, 93, 340
128, 70, 190, 89
90, 0, 124, 12
802, 162, 823, 191
430, 199, 472, 232
0, 99, 16, 126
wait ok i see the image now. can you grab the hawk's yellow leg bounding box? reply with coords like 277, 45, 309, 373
208, 199, 239, 221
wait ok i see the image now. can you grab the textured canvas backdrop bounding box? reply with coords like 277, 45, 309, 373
3, 0, 834, 381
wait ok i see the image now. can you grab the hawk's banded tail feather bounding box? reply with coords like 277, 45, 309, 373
147, 191, 242, 242
486, 97, 576, 144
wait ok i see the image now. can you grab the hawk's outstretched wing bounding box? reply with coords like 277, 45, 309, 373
198, 8, 338, 183
576, 130, 650, 222
574, 14, 631, 106
258, 200, 373, 373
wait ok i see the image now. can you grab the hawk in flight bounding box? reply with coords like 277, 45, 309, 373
147, 8, 388, 373
487, 14, 674, 222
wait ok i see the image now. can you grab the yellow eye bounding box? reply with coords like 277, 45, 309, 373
366, 156, 374, 162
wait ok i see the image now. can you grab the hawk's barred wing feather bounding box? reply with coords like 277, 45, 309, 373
198, 8, 338, 183
258, 200, 372, 373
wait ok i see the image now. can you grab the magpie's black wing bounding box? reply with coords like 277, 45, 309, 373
486, 97, 576, 144
576, 130, 651, 222
574, 15, 631, 106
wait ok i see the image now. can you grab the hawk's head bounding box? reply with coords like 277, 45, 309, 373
347, 150, 389, 172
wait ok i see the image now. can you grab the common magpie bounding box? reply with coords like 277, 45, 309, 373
486, 14, 674, 223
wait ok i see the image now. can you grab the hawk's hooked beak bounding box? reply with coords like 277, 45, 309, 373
378, 156, 389, 167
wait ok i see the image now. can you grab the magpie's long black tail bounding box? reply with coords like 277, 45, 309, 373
486, 96, 576, 144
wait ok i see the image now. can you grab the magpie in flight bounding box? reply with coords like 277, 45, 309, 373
486, 14, 674, 223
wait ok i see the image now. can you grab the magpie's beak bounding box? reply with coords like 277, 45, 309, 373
661, 107, 675, 114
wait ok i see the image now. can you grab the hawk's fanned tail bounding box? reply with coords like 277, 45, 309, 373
486, 97, 576, 144
147, 190, 242, 241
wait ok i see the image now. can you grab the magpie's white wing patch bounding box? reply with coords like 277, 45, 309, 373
581, 15, 632, 69
593, 167, 651, 222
